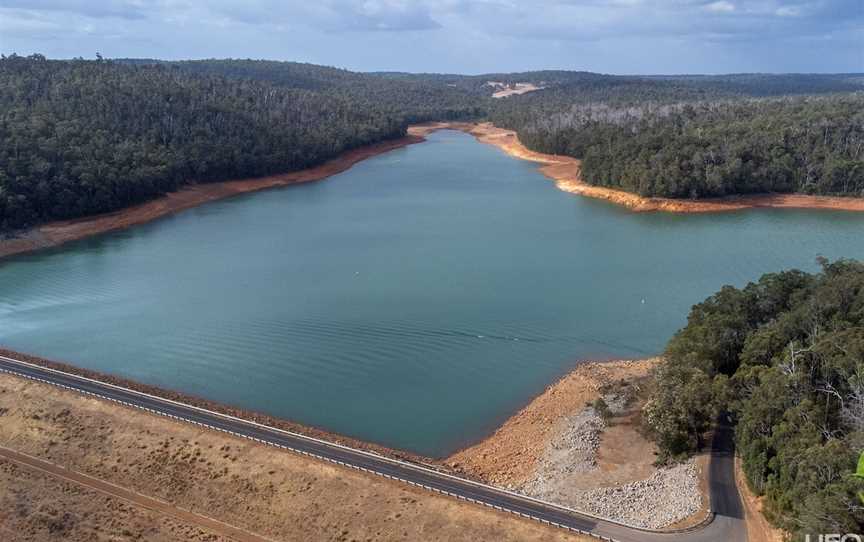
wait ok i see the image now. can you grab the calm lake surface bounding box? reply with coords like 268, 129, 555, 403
2, 130, 863, 456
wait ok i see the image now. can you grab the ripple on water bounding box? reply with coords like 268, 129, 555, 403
1, 130, 863, 455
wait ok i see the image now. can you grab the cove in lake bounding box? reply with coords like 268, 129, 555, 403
2, 130, 863, 457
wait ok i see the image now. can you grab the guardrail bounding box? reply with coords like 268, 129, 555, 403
0, 354, 716, 541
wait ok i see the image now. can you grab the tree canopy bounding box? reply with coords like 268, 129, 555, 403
644, 259, 864, 538
492, 95, 864, 199
0, 55, 408, 230
1, 54, 862, 231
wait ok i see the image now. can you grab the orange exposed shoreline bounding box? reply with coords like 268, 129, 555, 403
415, 122, 864, 214
0, 134, 425, 260
2, 121, 863, 260
443, 358, 660, 486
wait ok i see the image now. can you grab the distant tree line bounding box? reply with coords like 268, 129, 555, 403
492, 95, 864, 198
643, 259, 864, 538
118, 58, 487, 124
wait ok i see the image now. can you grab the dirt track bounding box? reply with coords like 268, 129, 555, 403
0, 447, 269, 542
0, 372, 589, 542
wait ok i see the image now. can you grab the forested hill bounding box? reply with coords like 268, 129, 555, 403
493, 95, 864, 198
482, 72, 864, 201
116, 58, 486, 124
139, 60, 863, 101
2, 54, 864, 232
644, 259, 864, 538
0, 55, 444, 231
125, 61, 864, 201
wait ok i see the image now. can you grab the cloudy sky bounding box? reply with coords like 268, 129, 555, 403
1, 0, 861, 74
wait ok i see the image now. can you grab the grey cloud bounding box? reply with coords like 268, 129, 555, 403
0, 0, 860, 73
450, 0, 863, 43
336, 1, 441, 31
0, 0, 151, 19
208, 0, 441, 32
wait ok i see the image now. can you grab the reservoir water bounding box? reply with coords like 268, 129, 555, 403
2, 130, 863, 457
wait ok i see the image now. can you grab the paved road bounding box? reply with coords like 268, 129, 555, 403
0, 355, 745, 542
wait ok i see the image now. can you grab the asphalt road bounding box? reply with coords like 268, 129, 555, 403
0, 354, 745, 542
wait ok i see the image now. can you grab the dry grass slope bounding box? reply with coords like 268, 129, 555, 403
0, 372, 591, 542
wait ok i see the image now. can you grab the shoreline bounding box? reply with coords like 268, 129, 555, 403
1, 346, 714, 529
442, 356, 711, 529
0, 346, 656, 472
443, 358, 659, 485
413, 121, 864, 214
0, 347, 434, 467
4, 120, 863, 260
0, 134, 424, 260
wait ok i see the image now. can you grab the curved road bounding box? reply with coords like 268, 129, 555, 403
0, 355, 744, 541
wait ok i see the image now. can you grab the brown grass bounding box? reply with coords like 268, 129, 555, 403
0, 372, 592, 542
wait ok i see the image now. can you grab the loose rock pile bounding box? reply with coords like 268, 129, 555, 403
573, 459, 701, 529
517, 397, 702, 529
542, 408, 604, 474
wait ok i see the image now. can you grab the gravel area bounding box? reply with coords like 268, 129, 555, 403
529, 408, 604, 477
571, 459, 701, 529
518, 398, 702, 529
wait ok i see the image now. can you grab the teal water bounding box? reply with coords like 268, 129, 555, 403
1, 130, 863, 457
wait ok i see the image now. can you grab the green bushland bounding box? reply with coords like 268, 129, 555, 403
643, 259, 864, 538
0, 55, 482, 231
492, 95, 864, 199
2, 55, 862, 232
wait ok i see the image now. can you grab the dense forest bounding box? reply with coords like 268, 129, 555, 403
0, 55, 490, 230
2, 54, 863, 232
0, 55, 408, 230
384, 70, 864, 100
486, 71, 864, 199
644, 259, 864, 539
119, 58, 486, 124
493, 96, 864, 198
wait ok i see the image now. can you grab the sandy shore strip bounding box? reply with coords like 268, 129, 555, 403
4, 120, 863, 260
414, 122, 864, 215
445, 358, 658, 486
445, 357, 710, 529
0, 134, 424, 260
